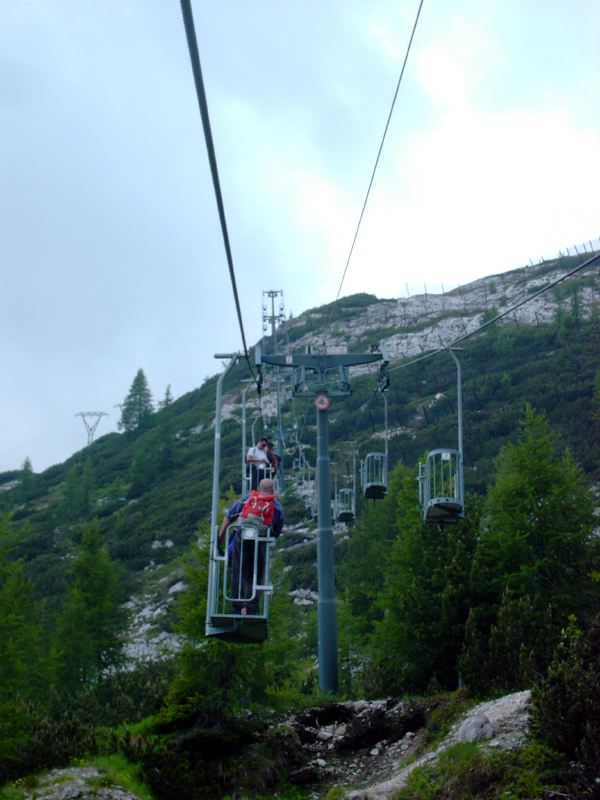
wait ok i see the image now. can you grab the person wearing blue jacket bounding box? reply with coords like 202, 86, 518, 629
218, 478, 284, 614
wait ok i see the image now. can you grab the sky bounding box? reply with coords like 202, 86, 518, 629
2, 0, 600, 473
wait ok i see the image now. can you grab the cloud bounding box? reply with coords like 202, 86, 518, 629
414, 18, 502, 114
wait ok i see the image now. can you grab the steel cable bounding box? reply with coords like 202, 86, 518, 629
179, 0, 255, 379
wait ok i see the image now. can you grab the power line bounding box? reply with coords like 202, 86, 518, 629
179, 0, 255, 378
330, 0, 425, 315
390, 250, 600, 373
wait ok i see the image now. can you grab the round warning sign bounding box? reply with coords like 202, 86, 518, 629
314, 393, 331, 411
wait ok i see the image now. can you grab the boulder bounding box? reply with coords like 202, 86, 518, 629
458, 713, 494, 742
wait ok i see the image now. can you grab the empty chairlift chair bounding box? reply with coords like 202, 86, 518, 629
418, 449, 464, 524
361, 390, 389, 500
418, 349, 465, 525
362, 453, 388, 499
337, 487, 356, 523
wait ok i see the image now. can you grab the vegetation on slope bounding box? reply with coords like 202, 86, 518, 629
0, 291, 599, 797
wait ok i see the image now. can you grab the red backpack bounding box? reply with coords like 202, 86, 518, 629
240, 490, 275, 527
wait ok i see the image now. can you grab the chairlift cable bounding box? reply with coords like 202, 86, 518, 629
179, 0, 255, 380
327, 0, 425, 326
390, 250, 600, 373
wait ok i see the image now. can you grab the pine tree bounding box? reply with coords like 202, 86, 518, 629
58, 458, 95, 522
54, 519, 127, 690
118, 369, 154, 432
0, 519, 46, 767
18, 457, 34, 505
158, 384, 174, 411
465, 405, 597, 690
366, 466, 479, 694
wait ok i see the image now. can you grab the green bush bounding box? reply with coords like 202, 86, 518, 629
395, 741, 562, 800
532, 613, 600, 792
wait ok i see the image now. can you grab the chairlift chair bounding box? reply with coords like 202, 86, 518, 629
361, 391, 389, 500
418, 448, 464, 524
207, 354, 277, 644
418, 349, 465, 525
362, 453, 388, 499
206, 520, 276, 643
337, 487, 356, 523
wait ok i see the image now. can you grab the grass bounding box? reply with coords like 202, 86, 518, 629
422, 689, 477, 747
86, 754, 154, 800
0, 755, 154, 800
393, 741, 563, 800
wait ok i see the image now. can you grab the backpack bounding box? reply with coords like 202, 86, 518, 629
240, 490, 276, 530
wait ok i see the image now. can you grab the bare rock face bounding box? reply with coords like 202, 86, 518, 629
22, 767, 143, 800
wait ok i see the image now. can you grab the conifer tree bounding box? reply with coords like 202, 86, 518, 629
158, 384, 173, 410
366, 466, 479, 694
0, 520, 46, 767
58, 458, 95, 522
59, 463, 86, 522
18, 457, 34, 504
118, 369, 154, 432
463, 405, 597, 689
54, 519, 126, 690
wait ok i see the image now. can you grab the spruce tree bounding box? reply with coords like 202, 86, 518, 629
463, 404, 597, 689
158, 384, 174, 410
366, 466, 479, 694
18, 457, 34, 505
54, 519, 127, 690
118, 369, 154, 432
0, 519, 46, 768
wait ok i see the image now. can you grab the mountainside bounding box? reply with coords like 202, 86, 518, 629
1, 252, 599, 609
2, 251, 600, 799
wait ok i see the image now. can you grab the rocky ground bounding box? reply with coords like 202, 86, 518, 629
15, 690, 531, 799
16, 767, 142, 800
283, 690, 531, 799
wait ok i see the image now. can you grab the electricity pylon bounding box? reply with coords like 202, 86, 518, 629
75, 412, 108, 446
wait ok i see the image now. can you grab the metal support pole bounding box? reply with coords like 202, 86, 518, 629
241, 380, 253, 494
205, 353, 240, 633
276, 382, 285, 488
352, 448, 357, 515
316, 406, 338, 694
449, 349, 463, 461
383, 392, 389, 483
251, 414, 261, 444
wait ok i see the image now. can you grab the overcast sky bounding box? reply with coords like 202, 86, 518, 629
2, 0, 599, 473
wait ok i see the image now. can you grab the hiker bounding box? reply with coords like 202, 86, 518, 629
246, 436, 271, 489
218, 478, 284, 615
265, 440, 281, 476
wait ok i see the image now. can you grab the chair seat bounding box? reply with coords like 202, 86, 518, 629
207, 616, 268, 643
364, 484, 387, 500
425, 498, 463, 524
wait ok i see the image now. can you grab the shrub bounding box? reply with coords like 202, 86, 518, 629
532, 614, 600, 792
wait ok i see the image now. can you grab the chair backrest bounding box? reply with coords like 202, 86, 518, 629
418, 448, 464, 524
